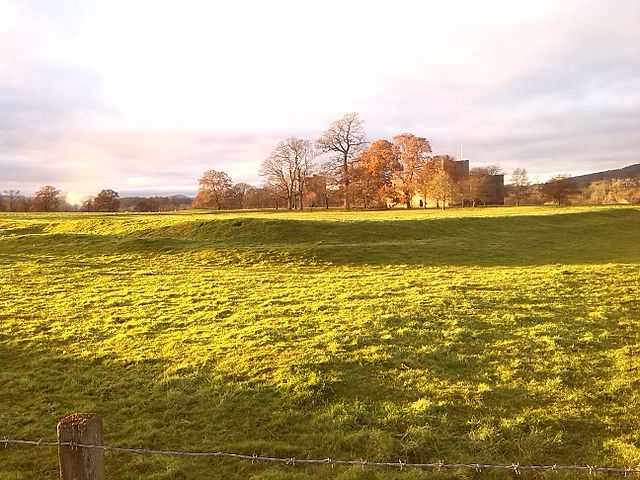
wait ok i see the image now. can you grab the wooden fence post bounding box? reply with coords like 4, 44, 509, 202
57, 413, 106, 480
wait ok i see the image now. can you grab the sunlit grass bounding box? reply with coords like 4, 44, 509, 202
1, 206, 639, 479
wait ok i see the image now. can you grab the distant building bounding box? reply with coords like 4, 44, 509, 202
482, 174, 505, 205
451, 159, 470, 179
396, 158, 504, 208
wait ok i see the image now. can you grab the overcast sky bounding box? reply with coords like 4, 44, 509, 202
1, 0, 639, 201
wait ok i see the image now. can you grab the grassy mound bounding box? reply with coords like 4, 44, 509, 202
1, 206, 639, 479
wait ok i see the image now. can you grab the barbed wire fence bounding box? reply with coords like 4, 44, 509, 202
3, 437, 640, 475
4, 413, 640, 479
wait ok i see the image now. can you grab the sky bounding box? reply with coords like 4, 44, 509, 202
1, 0, 639, 202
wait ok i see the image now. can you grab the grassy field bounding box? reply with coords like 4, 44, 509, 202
1, 205, 639, 479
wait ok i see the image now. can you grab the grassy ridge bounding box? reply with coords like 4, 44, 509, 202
1, 206, 639, 479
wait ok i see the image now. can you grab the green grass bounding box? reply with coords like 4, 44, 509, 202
1, 205, 639, 479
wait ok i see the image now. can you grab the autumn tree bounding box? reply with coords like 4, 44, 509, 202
608, 178, 640, 204
228, 182, 254, 209
458, 165, 504, 207
541, 174, 578, 206
509, 168, 530, 206
315, 113, 367, 209
583, 180, 608, 204
193, 170, 233, 209
458, 174, 487, 207
244, 185, 282, 209
352, 139, 399, 208
392, 133, 432, 208
424, 166, 457, 209
260, 137, 315, 210
92, 189, 120, 212
30, 185, 61, 212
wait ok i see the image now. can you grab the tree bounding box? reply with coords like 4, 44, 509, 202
4, 190, 28, 212
244, 185, 282, 209
458, 173, 488, 207
82, 197, 95, 212
304, 172, 336, 209
134, 198, 159, 212
92, 189, 120, 212
478, 164, 504, 176
315, 113, 367, 209
425, 166, 457, 209
608, 178, 640, 204
352, 139, 399, 208
228, 182, 253, 209
541, 174, 578, 206
509, 168, 530, 206
192, 170, 233, 209
30, 185, 61, 212
392, 133, 432, 208
260, 137, 315, 210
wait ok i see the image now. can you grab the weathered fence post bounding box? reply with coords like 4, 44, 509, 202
57, 413, 105, 480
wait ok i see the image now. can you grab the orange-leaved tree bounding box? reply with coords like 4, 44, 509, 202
193, 170, 233, 210
351, 139, 399, 209
392, 133, 432, 208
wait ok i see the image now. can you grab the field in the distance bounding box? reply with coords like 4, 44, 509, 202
1, 206, 639, 480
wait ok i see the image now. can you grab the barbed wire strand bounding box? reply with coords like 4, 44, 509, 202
3, 438, 640, 475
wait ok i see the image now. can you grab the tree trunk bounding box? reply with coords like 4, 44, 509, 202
343, 154, 350, 209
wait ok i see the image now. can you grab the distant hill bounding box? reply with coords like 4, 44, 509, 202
571, 163, 640, 185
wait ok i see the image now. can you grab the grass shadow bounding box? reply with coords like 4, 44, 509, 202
2, 209, 639, 266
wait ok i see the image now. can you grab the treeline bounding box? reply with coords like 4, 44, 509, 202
507, 176, 640, 206
3, 112, 639, 212
193, 112, 640, 210
194, 113, 510, 211
0, 187, 193, 213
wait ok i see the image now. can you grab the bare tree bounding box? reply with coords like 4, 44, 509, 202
315, 113, 367, 209
193, 170, 233, 210
304, 171, 336, 209
476, 164, 504, 176
244, 185, 282, 209
260, 137, 315, 210
541, 174, 578, 206
458, 174, 487, 207
293, 139, 315, 210
92, 189, 120, 212
392, 133, 432, 208
509, 168, 530, 206
30, 185, 61, 212
2, 190, 25, 211
260, 155, 295, 209
228, 182, 253, 209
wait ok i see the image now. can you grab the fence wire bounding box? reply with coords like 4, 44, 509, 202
4, 438, 640, 475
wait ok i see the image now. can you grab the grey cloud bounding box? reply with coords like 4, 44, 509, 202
2, 1, 639, 192
363, 6, 640, 177
1, 128, 285, 194
0, 62, 105, 153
